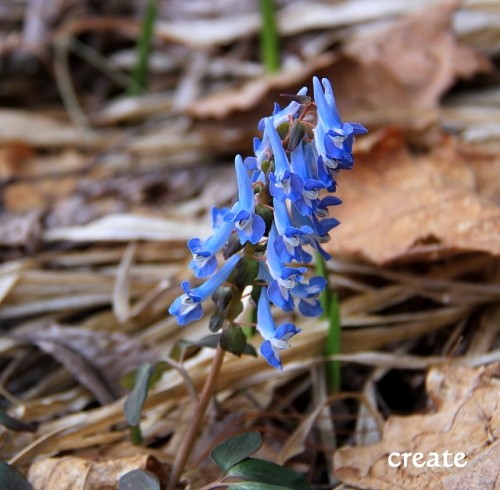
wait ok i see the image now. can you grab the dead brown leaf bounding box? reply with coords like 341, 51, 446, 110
5, 176, 77, 213
186, 52, 336, 120
325, 130, 500, 264
13, 322, 159, 404
334, 363, 500, 490
0, 142, 34, 180
0, 109, 110, 149
28, 454, 170, 490
326, 3, 490, 117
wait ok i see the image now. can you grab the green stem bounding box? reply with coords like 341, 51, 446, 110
129, 424, 143, 445
325, 291, 341, 393
167, 343, 226, 490
315, 253, 341, 393
315, 252, 330, 317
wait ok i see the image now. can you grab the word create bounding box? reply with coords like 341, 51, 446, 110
388, 451, 467, 468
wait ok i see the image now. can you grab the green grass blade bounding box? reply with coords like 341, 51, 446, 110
259, 0, 280, 73
128, 0, 157, 95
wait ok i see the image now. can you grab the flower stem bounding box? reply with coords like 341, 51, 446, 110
167, 343, 226, 490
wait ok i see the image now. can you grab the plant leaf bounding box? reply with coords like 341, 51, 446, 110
210, 432, 263, 472
243, 343, 258, 357
228, 459, 309, 490
121, 361, 169, 391
228, 483, 291, 490
118, 469, 160, 490
178, 334, 220, 350
124, 363, 153, 426
220, 326, 247, 356
0, 461, 33, 490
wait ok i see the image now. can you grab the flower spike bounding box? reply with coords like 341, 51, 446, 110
169, 76, 366, 370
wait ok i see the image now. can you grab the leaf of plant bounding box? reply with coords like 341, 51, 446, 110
124, 363, 153, 426
227, 459, 309, 490
228, 483, 291, 490
210, 432, 263, 472
121, 361, 169, 391
243, 343, 258, 357
173, 334, 222, 362
0, 411, 37, 432
220, 326, 247, 356
178, 334, 220, 350
118, 469, 160, 490
0, 461, 33, 490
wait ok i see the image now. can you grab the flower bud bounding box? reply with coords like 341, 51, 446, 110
255, 204, 274, 234
276, 121, 290, 140
223, 233, 244, 259
212, 286, 233, 313
209, 312, 225, 332
234, 256, 259, 290
287, 120, 307, 152
261, 159, 273, 174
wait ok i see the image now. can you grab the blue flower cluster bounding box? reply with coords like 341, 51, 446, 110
169, 77, 366, 369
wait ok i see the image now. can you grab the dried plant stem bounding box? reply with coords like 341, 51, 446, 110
167, 343, 226, 490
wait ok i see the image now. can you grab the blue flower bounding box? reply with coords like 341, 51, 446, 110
292, 276, 328, 317
256, 288, 301, 370
266, 224, 307, 311
290, 143, 326, 217
249, 133, 270, 181
315, 195, 342, 218
273, 197, 312, 263
187, 219, 234, 278
290, 206, 332, 261
312, 214, 340, 237
312, 77, 367, 172
211, 206, 229, 229
224, 155, 266, 245
169, 254, 241, 325
265, 118, 303, 202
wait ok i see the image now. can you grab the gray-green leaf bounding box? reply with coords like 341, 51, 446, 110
220, 327, 247, 356
124, 363, 153, 426
118, 469, 160, 490
228, 459, 309, 490
228, 483, 291, 490
210, 432, 262, 472
0, 461, 33, 490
